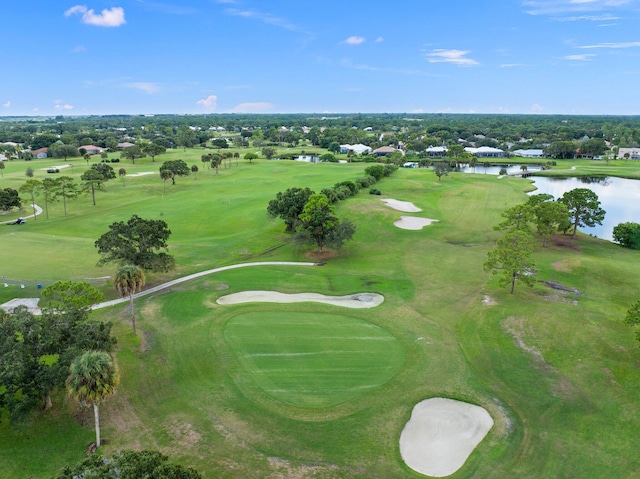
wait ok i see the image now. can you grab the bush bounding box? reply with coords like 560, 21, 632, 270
47, 168, 60, 174
110, 158, 120, 163
364, 164, 385, 181
369, 188, 381, 195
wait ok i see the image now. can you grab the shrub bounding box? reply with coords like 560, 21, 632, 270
369, 188, 381, 195
364, 164, 385, 181
47, 168, 60, 174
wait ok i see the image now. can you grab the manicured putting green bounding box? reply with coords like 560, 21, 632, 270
224, 312, 405, 408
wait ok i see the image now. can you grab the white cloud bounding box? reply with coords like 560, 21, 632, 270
524, 0, 634, 16
125, 82, 161, 94
3, 101, 10, 108
426, 49, 479, 66
555, 14, 619, 20
65, 5, 126, 27
224, 8, 304, 33
563, 53, 596, 60
55, 104, 74, 110
230, 102, 275, 113
196, 95, 218, 110
531, 104, 545, 113
579, 41, 640, 48
500, 63, 527, 68
72, 45, 87, 53
375, 36, 384, 43
343, 36, 365, 45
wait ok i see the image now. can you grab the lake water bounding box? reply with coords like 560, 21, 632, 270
526, 176, 640, 240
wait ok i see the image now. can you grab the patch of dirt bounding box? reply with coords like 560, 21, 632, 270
539, 280, 582, 295
267, 457, 339, 479
216, 283, 229, 290
502, 316, 580, 400
166, 419, 202, 447
140, 330, 154, 352
552, 258, 580, 273
305, 250, 339, 261
550, 235, 581, 251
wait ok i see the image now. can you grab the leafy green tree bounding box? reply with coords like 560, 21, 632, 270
484, 230, 537, 294
114, 265, 146, 335
434, 162, 450, 181
41, 178, 59, 219
613, 222, 640, 249
296, 194, 355, 253
545, 140, 577, 159
532, 200, 570, 247
81, 169, 106, 206
267, 187, 315, 232
66, 351, 120, 449
0, 305, 115, 418
91, 163, 116, 180
142, 143, 166, 162
53, 449, 202, 479
49, 144, 79, 160
244, 152, 259, 163
25, 166, 34, 178
212, 138, 228, 149
56, 176, 79, 215
120, 145, 145, 164
0, 187, 20, 211
201, 153, 211, 170
19, 178, 42, 220
95, 214, 175, 272
0, 160, 4, 177
495, 203, 535, 232
328, 142, 340, 154
41, 281, 104, 314
558, 188, 606, 237
191, 164, 198, 178
160, 159, 190, 184
261, 147, 277, 160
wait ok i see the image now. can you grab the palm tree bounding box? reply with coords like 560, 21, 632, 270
160, 169, 173, 194
66, 351, 120, 449
118, 168, 127, 186
114, 265, 146, 334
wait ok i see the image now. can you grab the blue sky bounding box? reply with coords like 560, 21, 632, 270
2, 0, 640, 116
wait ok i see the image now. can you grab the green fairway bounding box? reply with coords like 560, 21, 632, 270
2, 155, 640, 478
224, 311, 405, 408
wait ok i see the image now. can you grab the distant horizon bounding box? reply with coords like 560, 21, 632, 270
3, 1, 640, 117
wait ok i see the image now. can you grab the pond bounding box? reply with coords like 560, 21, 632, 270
528, 176, 640, 240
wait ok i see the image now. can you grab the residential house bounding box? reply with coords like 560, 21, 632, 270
117, 142, 136, 150
464, 146, 506, 158
32, 148, 49, 159
372, 146, 401, 157
340, 144, 372, 155
512, 149, 544, 158
79, 145, 105, 155
618, 147, 640, 160
425, 146, 447, 157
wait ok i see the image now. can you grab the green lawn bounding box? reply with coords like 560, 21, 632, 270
2, 157, 640, 478
224, 311, 405, 408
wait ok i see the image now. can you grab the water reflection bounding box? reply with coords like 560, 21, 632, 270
529, 176, 640, 240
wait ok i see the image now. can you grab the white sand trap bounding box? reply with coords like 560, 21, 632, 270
217, 291, 383, 308
394, 216, 438, 230
400, 398, 493, 477
39, 164, 71, 170
381, 199, 422, 212
126, 171, 156, 177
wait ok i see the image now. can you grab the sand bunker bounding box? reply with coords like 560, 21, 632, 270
39, 164, 71, 170
126, 171, 156, 177
394, 216, 438, 230
381, 199, 422, 212
217, 291, 383, 309
400, 398, 493, 477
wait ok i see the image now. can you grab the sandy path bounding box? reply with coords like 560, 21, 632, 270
92, 261, 319, 310
126, 171, 156, 177
217, 291, 383, 308
394, 217, 438, 230
400, 398, 493, 477
0, 203, 43, 224
381, 199, 422, 212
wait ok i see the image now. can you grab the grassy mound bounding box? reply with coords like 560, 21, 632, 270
224, 311, 405, 408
